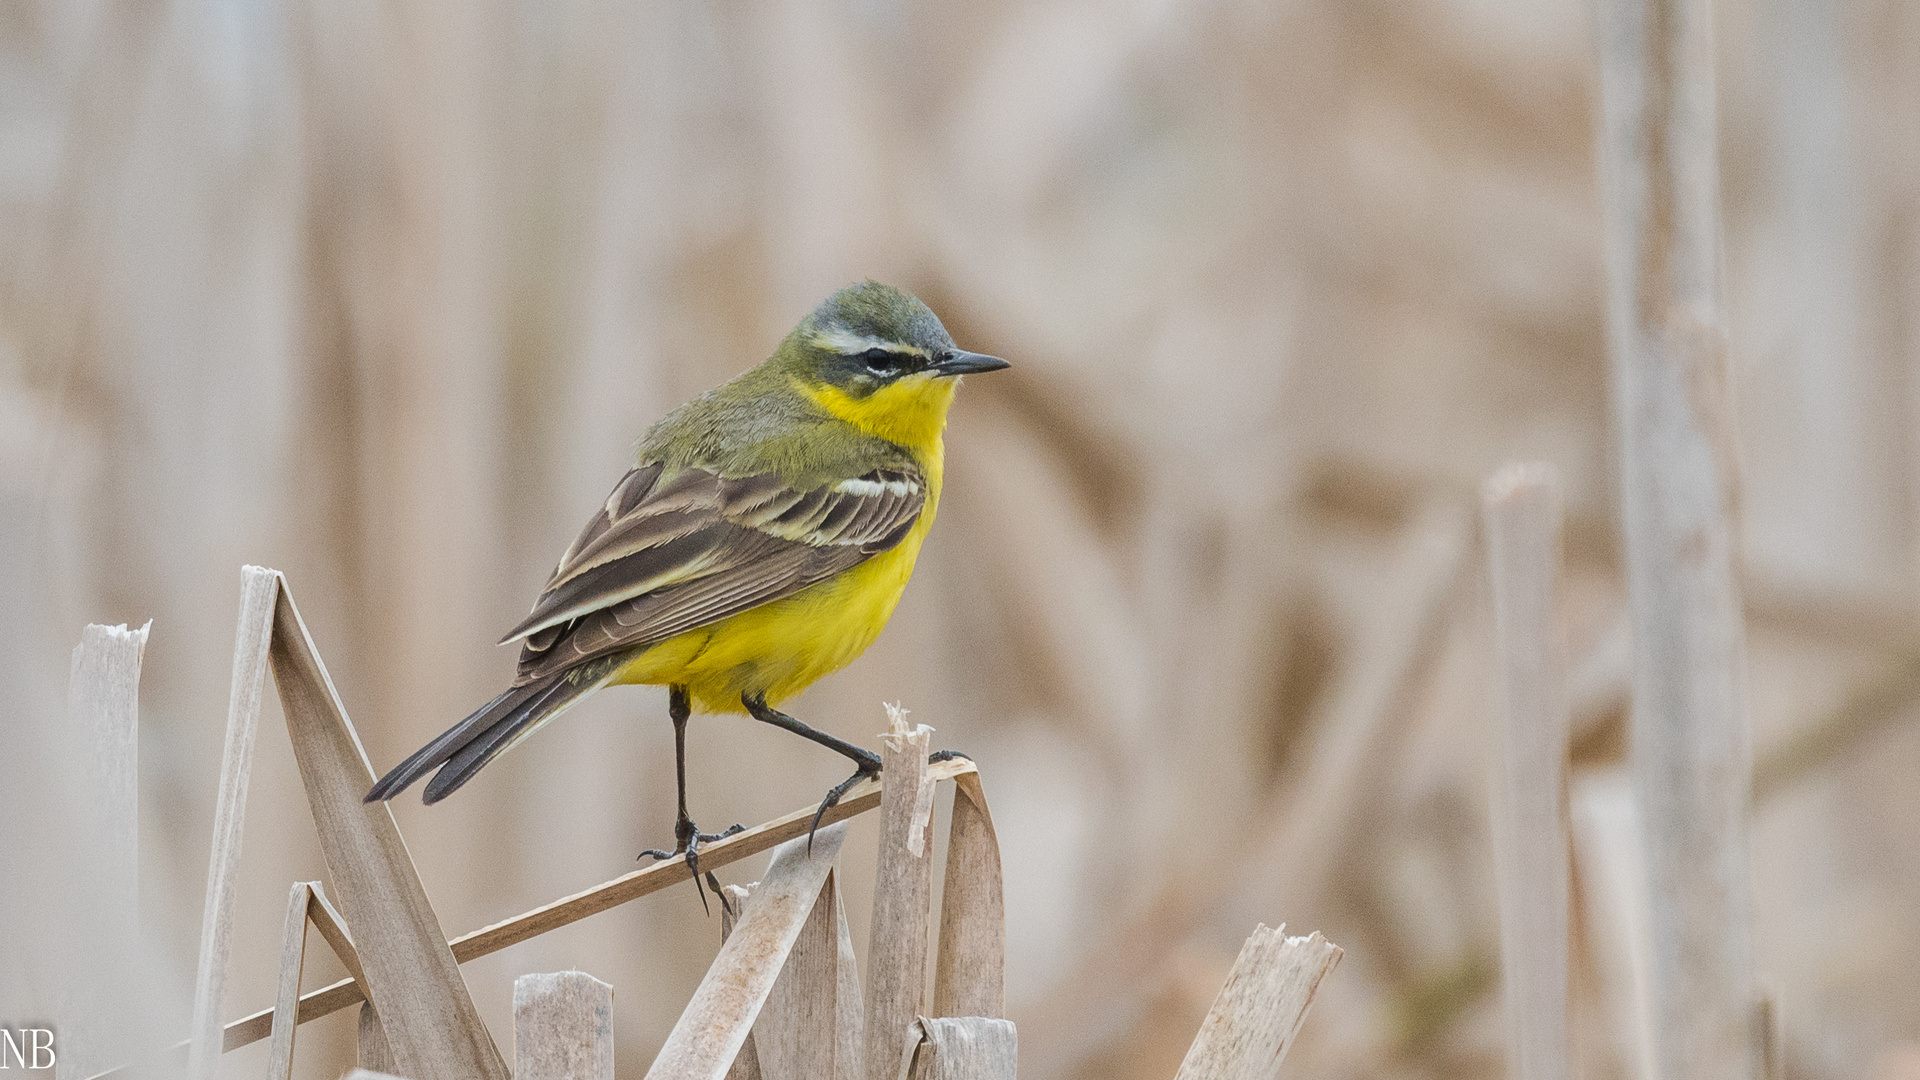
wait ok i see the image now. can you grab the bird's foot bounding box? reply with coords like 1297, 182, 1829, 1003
808, 755, 881, 853
928, 749, 971, 765
640, 815, 744, 915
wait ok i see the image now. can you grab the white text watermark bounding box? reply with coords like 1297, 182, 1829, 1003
0, 1029, 54, 1070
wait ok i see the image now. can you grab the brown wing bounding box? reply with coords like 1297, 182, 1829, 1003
502, 463, 926, 685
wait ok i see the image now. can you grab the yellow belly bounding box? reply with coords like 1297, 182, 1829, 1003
608, 490, 936, 714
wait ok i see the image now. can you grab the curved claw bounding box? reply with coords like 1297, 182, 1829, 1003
682, 839, 710, 915
928, 749, 972, 765
808, 764, 879, 854
638, 818, 746, 916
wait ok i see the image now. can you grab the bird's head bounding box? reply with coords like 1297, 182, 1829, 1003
777, 282, 1010, 446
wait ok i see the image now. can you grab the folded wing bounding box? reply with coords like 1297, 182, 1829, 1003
500, 461, 926, 685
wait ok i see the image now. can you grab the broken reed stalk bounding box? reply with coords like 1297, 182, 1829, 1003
864, 712, 935, 1080
63, 621, 149, 1079
1481, 464, 1571, 1080
831, 873, 865, 1080
266, 882, 366, 1080
187, 568, 278, 1080
266, 883, 313, 1080
753, 868, 848, 1078
643, 826, 847, 1080
933, 771, 1006, 1019
720, 885, 765, 1080
216, 758, 973, 1052
88, 569, 1005, 1080
268, 880, 316, 1076
1594, 0, 1760, 1074
514, 971, 615, 1080
62, 618, 151, 1068
268, 573, 508, 1080
66, 622, 145, 907
1171, 924, 1342, 1080
898, 1017, 1018, 1080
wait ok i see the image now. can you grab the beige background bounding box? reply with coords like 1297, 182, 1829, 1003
3, 0, 1920, 1077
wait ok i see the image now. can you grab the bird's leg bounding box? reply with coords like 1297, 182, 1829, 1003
639, 686, 743, 912
742, 692, 882, 850
740, 691, 883, 767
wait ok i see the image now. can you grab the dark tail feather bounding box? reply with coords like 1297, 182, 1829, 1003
365, 680, 553, 803
420, 674, 596, 804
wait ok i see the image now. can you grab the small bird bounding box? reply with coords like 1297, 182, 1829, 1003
365, 282, 1009, 878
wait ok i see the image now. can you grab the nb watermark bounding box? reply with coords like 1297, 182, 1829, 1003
0, 1029, 54, 1070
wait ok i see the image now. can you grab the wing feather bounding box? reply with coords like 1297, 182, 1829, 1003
552, 462, 663, 576
500, 461, 926, 681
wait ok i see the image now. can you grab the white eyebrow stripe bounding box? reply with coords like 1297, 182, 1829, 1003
808, 327, 930, 357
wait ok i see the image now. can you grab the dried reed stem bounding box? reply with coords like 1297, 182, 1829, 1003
188, 568, 278, 1080
214, 758, 975, 1053
754, 868, 846, 1078
1595, 0, 1760, 1072
267, 574, 507, 1080
1482, 464, 1571, 1080
644, 826, 846, 1080
898, 1017, 1017, 1080
721, 884, 765, 1080
62, 620, 148, 1078
514, 971, 615, 1080
864, 712, 935, 1080
265, 883, 314, 1080
1171, 924, 1342, 1080
933, 772, 1005, 1019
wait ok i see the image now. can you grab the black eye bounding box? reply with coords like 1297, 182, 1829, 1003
859, 348, 911, 377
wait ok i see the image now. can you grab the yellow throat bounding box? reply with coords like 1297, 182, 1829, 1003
795, 371, 959, 455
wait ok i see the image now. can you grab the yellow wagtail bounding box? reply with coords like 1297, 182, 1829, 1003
366, 282, 1009, 873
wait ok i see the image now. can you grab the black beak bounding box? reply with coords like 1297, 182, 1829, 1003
932, 350, 1012, 376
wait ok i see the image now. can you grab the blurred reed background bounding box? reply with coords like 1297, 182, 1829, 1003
2, 0, 1919, 1077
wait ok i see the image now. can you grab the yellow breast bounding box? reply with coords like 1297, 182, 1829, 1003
611, 372, 954, 713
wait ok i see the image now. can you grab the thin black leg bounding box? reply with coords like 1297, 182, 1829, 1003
742, 692, 881, 849
741, 693, 882, 769
672, 685, 692, 826
639, 686, 741, 912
